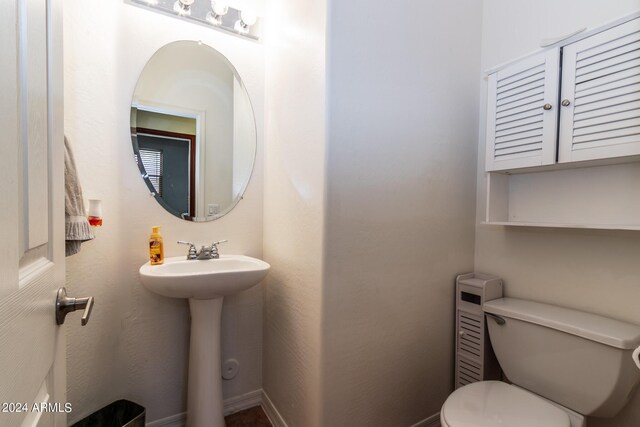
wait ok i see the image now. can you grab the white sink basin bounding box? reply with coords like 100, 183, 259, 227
138, 253, 270, 427
139, 254, 270, 299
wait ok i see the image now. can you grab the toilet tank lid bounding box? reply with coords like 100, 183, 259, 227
484, 298, 640, 349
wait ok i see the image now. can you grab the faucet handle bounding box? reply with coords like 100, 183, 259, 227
209, 240, 228, 258
177, 241, 198, 259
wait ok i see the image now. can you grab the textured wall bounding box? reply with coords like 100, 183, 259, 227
322, 1, 482, 425
63, 1, 264, 423
261, 0, 327, 424
475, 2, 640, 426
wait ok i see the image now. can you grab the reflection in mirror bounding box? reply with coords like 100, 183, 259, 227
130, 41, 256, 221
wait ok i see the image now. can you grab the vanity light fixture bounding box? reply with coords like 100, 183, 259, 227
173, 0, 194, 16
234, 10, 257, 34
127, 0, 261, 40
206, 1, 228, 26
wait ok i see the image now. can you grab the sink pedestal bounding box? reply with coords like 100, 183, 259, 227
138, 255, 270, 427
187, 297, 225, 427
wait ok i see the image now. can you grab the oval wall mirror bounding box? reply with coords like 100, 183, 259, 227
130, 41, 256, 221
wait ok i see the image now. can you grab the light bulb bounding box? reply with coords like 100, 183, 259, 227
207, 1, 229, 26
240, 10, 257, 26
235, 10, 257, 34
211, 1, 229, 16
173, 0, 194, 16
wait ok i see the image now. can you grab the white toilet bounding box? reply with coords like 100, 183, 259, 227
441, 298, 640, 427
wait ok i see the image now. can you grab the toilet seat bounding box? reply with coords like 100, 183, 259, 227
441, 381, 570, 427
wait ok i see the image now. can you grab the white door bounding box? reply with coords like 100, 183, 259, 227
559, 18, 640, 163
0, 0, 66, 426
485, 48, 560, 171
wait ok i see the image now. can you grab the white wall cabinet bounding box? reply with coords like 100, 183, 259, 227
559, 18, 640, 163
484, 14, 640, 230
486, 48, 560, 171
486, 16, 640, 172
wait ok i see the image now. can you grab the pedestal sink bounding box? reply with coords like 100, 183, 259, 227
139, 255, 270, 427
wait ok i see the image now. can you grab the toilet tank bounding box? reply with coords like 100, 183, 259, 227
484, 298, 640, 418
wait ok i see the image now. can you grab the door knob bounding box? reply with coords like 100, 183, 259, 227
543, 103, 553, 111
561, 99, 571, 107
56, 287, 94, 326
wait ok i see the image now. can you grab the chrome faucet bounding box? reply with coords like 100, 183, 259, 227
208, 240, 228, 258
178, 240, 228, 260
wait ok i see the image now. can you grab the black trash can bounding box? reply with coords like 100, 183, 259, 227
70, 400, 145, 427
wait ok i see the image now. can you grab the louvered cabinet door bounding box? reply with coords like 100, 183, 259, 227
455, 311, 484, 388
486, 48, 560, 171
559, 18, 640, 163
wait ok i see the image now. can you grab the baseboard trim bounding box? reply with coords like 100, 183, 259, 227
146, 389, 263, 426
261, 390, 288, 427
409, 412, 441, 427
146, 412, 184, 427
223, 389, 263, 416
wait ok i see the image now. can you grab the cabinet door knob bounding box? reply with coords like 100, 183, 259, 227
561, 99, 571, 107
543, 103, 553, 111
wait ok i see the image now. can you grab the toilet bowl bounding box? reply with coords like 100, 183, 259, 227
440, 381, 583, 427
440, 298, 640, 427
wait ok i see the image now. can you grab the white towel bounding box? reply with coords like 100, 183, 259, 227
65, 137, 94, 256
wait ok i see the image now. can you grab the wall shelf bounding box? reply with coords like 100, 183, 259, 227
485, 162, 640, 231
482, 221, 640, 231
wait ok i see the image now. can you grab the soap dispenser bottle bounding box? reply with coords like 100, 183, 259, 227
149, 226, 164, 265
